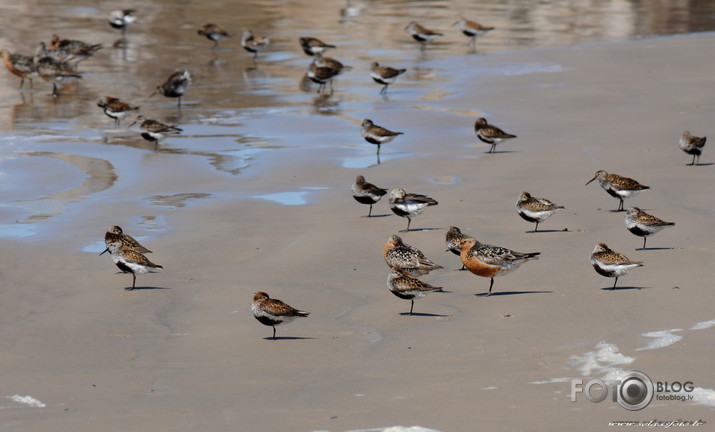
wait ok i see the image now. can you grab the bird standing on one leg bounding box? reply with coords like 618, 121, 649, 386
590, 243, 643, 290
251, 291, 309, 340
388, 188, 438, 232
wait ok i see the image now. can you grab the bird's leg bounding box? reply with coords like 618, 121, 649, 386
611, 277, 619, 290
409, 299, 414, 315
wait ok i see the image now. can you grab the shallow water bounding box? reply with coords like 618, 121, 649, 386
1, 0, 715, 236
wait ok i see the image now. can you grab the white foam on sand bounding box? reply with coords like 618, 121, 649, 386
345, 428, 443, 432
689, 387, 715, 407
569, 341, 634, 381
7, 395, 46, 408
691, 318, 715, 330
530, 377, 573, 385
635, 329, 683, 351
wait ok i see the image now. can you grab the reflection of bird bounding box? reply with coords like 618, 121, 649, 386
454, 18, 494, 48
384, 234, 443, 277
459, 237, 540, 296
108, 9, 137, 35
360, 119, 403, 156
389, 188, 438, 232
251, 291, 309, 340
679, 131, 706, 166
586, 170, 649, 212
474, 117, 517, 153
370, 62, 406, 94
105, 240, 162, 290
387, 270, 442, 316
445, 226, 472, 270
299, 37, 335, 56
625, 207, 675, 250
405, 21, 443, 48
241, 30, 270, 60
151, 70, 191, 107
515, 191, 564, 232
351, 175, 387, 217
100, 225, 151, 255
590, 243, 643, 290
129, 115, 182, 149
0, 49, 36, 88
197, 23, 231, 48
96, 96, 140, 126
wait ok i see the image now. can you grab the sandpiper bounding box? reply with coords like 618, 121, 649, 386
108, 9, 137, 35
384, 234, 443, 277
625, 207, 675, 250
351, 175, 387, 217
474, 117, 517, 153
387, 270, 443, 316
360, 119, 403, 155
299, 37, 335, 56
100, 225, 151, 255
459, 237, 540, 296
105, 240, 162, 290
586, 170, 649, 212
34, 56, 81, 97
590, 243, 643, 290
405, 21, 443, 48
314, 53, 351, 75
453, 17, 494, 48
515, 191, 564, 232
129, 115, 182, 149
389, 188, 438, 232
0, 49, 35, 88
370, 62, 407, 95
197, 23, 231, 48
241, 30, 270, 61
307, 62, 341, 94
679, 131, 706, 166
49, 34, 102, 64
96, 96, 139, 126
251, 291, 309, 340
151, 69, 191, 107
445, 226, 472, 270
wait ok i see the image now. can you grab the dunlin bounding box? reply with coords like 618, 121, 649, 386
384, 234, 443, 277
370, 62, 406, 95
307, 62, 341, 94
241, 30, 270, 60
0, 49, 35, 88
34, 56, 81, 97
404, 21, 443, 48
251, 291, 309, 340
197, 23, 231, 48
108, 9, 137, 35
49, 34, 102, 64
625, 207, 675, 250
445, 226, 472, 270
389, 188, 438, 232
459, 237, 540, 296
105, 240, 162, 290
100, 225, 151, 255
387, 270, 443, 315
299, 37, 335, 56
314, 53, 351, 75
679, 131, 706, 166
351, 175, 387, 217
515, 191, 564, 232
151, 69, 191, 107
360, 119, 403, 156
129, 115, 182, 149
590, 243, 643, 290
586, 170, 649, 212
96, 96, 140, 126
474, 117, 517, 153
453, 18, 494, 48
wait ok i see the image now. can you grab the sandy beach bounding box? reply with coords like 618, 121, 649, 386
1, 3, 715, 431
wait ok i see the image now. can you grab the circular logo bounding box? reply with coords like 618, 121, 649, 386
617, 370, 654, 410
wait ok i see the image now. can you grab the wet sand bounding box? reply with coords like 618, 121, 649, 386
2, 21, 715, 432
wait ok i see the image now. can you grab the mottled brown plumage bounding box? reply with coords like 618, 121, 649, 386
384, 234, 443, 277
586, 170, 649, 211
459, 237, 540, 295
590, 243, 643, 289
679, 131, 706, 166
387, 270, 443, 315
251, 291, 309, 339
388, 188, 438, 232
625, 207, 675, 250
474, 117, 517, 153
351, 175, 387, 217
515, 191, 564, 232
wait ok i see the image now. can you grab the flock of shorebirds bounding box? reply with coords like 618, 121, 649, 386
3, 8, 707, 340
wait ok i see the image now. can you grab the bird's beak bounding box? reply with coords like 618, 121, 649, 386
99, 247, 109, 256
452, 21, 459, 27
148, 90, 157, 98
585, 176, 597, 186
